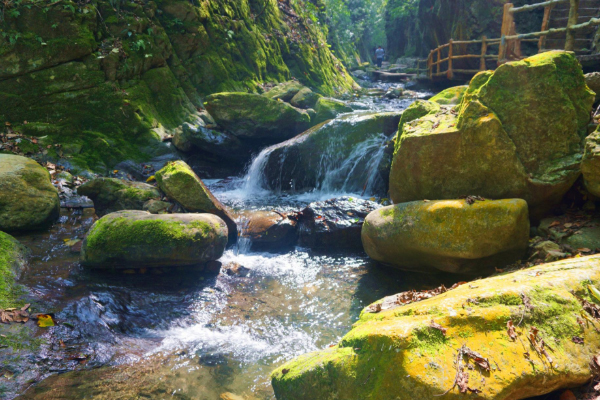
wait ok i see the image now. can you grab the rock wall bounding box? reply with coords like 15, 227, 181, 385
0, 0, 355, 173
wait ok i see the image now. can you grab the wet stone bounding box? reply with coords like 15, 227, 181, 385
298, 197, 382, 251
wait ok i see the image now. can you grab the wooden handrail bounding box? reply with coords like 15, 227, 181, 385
509, 0, 567, 13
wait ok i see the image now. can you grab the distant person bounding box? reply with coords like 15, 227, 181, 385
375, 46, 385, 68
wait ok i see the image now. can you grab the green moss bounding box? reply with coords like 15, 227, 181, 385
408, 325, 449, 355
429, 86, 467, 105
0, 232, 29, 309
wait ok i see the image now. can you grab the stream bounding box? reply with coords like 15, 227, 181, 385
5, 81, 453, 400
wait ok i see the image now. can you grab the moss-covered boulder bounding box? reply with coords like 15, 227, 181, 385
313, 97, 353, 124
183, 122, 247, 161
80, 211, 227, 268
290, 87, 322, 109
390, 52, 595, 219
272, 254, 600, 399
582, 127, 600, 197
362, 199, 529, 274
260, 111, 402, 193
77, 178, 160, 217
263, 81, 305, 102
204, 92, 310, 141
429, 85, 468, 105
0, 154, 60, 232
155, 161, 237, 241
0, 232, 30, 308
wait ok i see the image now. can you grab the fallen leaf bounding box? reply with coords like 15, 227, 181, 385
507, 320, 517, 341
549, 220, 561, 228
572, 336, 584, 344
429, 320, 447, 335
282, 368, 290, 375
37, 314, 55, 328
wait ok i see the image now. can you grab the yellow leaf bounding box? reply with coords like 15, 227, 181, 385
37, 314, 54, 328
113, 170, 119, 174
588, 285, 600, 303
146, 175, 156, 183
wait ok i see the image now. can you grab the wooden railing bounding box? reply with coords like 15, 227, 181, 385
416, 0, 600, 81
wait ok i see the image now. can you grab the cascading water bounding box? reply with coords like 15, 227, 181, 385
241, 114, 395, 199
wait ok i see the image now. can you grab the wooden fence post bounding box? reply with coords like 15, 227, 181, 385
538, 5, 553, 52
436, 47, 441, 75
480, 36, 488, 70
447, 39, 454, 79
498, 3, 514, 63
565, 0, 580, 51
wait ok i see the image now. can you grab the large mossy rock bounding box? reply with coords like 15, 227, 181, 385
362, 199, 529, 274
80, 211, 227, 268
390, 51, 595, 219
77, 178, 161, 217
429, 85, 467, 105
313, 97, 353, 124
204, 92, 311, 141
582, 127, 600, 197
290, 87, 322, 109
259, 111, 402, 194
272, 255, 600, 399
0, 154, 60, 232
155, 161, 237, 241
263, 81, 305, 102
0, 232, 29, 308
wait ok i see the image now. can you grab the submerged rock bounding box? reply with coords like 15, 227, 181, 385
263, 81, 305, 102
290, 87, 321, 109
259, 112, 402, 194
155, 161, 237, 241
429, 85, 467, 105
298, 197, 381, 251
390, 52, 595, 219
582, 127, 600, 197
313, 97, 353, 124
362, 199, 529, 274
77, 178, 161, 217
272, 255, 600, 399
204, 92, 310, 141
0, 154, 60, 232
80, 211, 227, 268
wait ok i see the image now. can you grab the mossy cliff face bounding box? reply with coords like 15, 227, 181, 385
0, 0, 354, 173
272, 254, 600, 399
80, 210, 227, 268
361, 199, 530, 275
0, 154, 60, 233
389, 51, 595, 219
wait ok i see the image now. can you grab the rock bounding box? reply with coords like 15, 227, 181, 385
222, 262, 250, 277
183, 121, 247, 160
155, 161, 237, 242
582, 127, 600, 197
172, 128, 194, 153
272, 254, 600, 399
429, 85, 467, 105
384, 87, 404, 99
298, 197, 381, 251
361, 199, 530, 274
0, 154, 60, 232
290, 87, 322, 109
77, 178, 161, 217
313, 97, 353, 124
263, 81, 305, 102
237, 211, 297, 251
585, 72, 600, 102
539, 217, 600, 252
531, 240, 567, 262
0, 231, 29, 295
143, 200, 172, 214
204, 92, 311, 141
260, 111, 402, 194
80, 211, 228, 268
390, 52, 595, 219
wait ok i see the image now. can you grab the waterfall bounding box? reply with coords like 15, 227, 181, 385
240, 115, 393, 198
